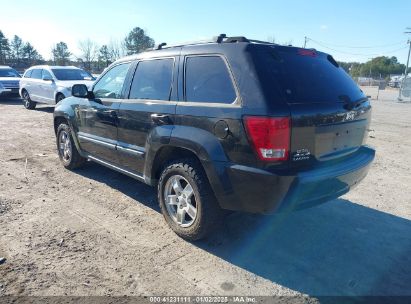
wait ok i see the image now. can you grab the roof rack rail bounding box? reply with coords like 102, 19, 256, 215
213, 33, 226, 43
249, 39, 275, 44
144, 34, 278, 52
156, 42, 167, 50
225, 36, 249, 43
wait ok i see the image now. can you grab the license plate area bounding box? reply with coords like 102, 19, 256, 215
315, 120, 367, 160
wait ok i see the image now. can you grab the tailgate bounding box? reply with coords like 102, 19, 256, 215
289, 101, 371, 165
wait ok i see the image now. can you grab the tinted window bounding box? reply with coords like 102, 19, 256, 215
42, 69, 53, 79
129, 59, 174, 100
254, 46, 365, 104
51, 68, 92, 81
24, 70, 33, 78
93, 63, 131, 99
185, 56, 236, 104
31, 69, 42, 79
0, 68, 20, 78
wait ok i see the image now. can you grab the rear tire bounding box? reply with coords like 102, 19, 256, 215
22, 90, 36, 110
158, 158, 223, 241
56, 123, 86, 170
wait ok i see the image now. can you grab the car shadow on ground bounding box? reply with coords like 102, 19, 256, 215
199, 201, 411, 297
0, 97, 54, 113
73, 161, 160, 212
34, 106, 54, 113
73, 162, 411, 297
0, 97, 22, 105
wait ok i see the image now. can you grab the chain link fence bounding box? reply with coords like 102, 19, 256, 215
399, 77, 411, 102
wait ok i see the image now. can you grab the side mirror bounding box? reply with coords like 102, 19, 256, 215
72, 84, 91, 98
42, 76, 54, 82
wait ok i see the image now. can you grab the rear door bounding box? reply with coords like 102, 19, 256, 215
254, 46, 371, 167
40, 69, 56, 104
116, 57, 177, 174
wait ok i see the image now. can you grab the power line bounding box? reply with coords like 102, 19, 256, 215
307, 38, 408, 57
306, 38, 405, 49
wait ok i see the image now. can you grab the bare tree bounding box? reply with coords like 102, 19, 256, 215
78, 39, 98, 71
107, 39, 124, 61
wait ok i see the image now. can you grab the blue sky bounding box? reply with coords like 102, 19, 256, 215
1, 0, 410, 63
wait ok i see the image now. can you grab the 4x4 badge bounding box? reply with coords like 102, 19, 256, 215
345, 111, 355, 121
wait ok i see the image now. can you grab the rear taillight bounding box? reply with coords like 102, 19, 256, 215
244, 116, 290, 161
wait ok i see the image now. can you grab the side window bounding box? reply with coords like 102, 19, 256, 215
129, 58, 174, 100
185, 56, 236, 104
24, 70, 33, 78
42, 69, 53, 79
31, 69, 42, 79
93, 63, 131, 99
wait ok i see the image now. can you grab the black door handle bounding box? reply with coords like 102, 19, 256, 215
151, 114, 172, 125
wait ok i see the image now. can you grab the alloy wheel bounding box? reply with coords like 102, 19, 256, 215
163, 175, 198, 227
59, 130, 72, 162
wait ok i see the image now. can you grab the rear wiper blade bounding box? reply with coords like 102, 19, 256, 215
340, 96, 368, 111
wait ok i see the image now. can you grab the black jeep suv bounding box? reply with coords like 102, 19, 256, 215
53, 34, 375, 240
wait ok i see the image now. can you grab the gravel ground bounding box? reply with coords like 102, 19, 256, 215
0, 96, 410, 299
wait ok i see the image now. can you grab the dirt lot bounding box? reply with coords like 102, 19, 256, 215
0, 96, 410, 299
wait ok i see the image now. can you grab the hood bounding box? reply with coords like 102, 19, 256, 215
55, 80, 94, 90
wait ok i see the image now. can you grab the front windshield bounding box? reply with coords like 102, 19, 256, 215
51, 68, 93, 81
0, 68, 21, 78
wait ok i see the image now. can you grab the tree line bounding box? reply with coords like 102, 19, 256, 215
1, 28, 408, 78
338, 56, 408, 79
0, 27, 154, 73
0, 31, 44, 69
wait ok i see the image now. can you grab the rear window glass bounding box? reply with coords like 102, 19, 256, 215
129, 58, 174, 100
254, 46, 365, 103
185, 56, 236, 104
42, 69, 53, 79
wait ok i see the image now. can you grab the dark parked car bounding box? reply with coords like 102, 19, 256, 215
53, 35, 375, 240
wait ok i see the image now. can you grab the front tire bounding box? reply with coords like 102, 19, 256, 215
22, 90, 36, 110
158, 158, 223, 241
56, 123, 86, 170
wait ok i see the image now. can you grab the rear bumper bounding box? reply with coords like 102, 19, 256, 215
206, 146, 375, 213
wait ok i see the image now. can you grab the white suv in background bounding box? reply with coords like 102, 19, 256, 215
19, 65, 95, 109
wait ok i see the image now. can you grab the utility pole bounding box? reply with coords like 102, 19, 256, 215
404, 39, 411, 79
398, 28, 411, 101
303, 36, 308, 48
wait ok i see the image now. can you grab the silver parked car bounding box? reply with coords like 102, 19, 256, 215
19, 65, 95, 109
0, 66, 21, 98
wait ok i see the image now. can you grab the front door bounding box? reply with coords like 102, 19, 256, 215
117, 57, 178, 175
77, 62, 132, 163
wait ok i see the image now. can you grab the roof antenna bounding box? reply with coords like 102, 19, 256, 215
214, 34, 226, 43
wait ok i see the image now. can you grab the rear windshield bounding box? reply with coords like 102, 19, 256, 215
0, 68, 21, 78
51, 69, 93, 81
254, 46, 364, 104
